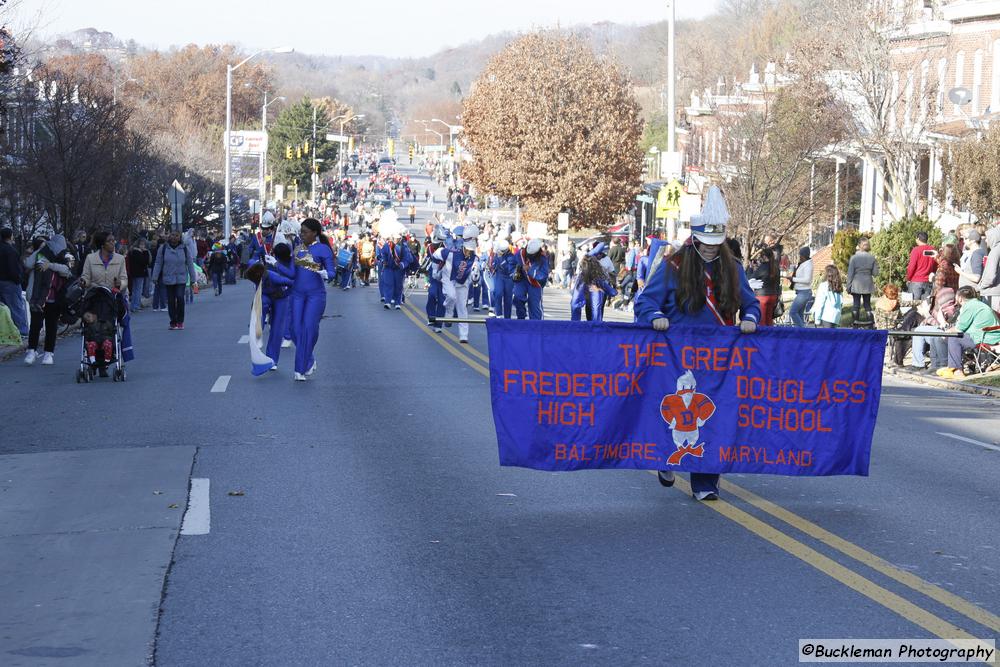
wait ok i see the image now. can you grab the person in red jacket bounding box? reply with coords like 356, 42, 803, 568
906, 231, 938, 300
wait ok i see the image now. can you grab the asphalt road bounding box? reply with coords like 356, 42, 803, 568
1, 163, 997, 666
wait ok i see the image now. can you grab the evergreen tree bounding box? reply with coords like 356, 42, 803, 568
267, 98, 339, 190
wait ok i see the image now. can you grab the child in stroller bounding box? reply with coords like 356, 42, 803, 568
76, 285, 126, 381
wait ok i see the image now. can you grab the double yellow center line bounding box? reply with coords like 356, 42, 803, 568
398, 300, 998, 653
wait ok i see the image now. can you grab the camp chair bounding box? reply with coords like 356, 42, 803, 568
971, 324, 1000, 375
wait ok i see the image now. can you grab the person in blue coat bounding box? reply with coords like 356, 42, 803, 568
490, 239, 517, 318
379, 231, 413, 309
633, 186, 760, 501
270, 218, 336, 381
570, 251, 617, 321
513, 238, 550, 320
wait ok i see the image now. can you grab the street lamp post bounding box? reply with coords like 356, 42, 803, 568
334, 113, 365, 179
245, 84, 285, 210
224, 46, 293, 239
430, 117, 463, 150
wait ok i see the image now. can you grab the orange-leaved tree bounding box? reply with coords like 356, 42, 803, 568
461, 32, 643, 231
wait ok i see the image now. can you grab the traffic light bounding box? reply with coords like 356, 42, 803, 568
303, 140, 310, 154
449, 145, 455, 157
348, 136, 354, 152
408, 146, 414, 163
313, 164, 320, 174
285, 145, 292, 160
296, 145, 302, 159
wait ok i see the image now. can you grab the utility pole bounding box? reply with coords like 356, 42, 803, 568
310, 104, 317, 203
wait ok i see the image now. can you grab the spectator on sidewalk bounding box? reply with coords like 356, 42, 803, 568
909, 287, 957, 371
847, 239, 878, 324
975, 226, 1000, 310
811, 265, 844, 328
749, 247, 781, 325
24, 235, 74, 365
958, 230, 987, 289
788, 246, 813, 327
906, 231, 937, 300
80, 231, 128, 294
933, 243, 960, 294
151, 230, 197, 330
0, 227, 27, 337
127, 239, 151, 311
937, 286, 1000, 379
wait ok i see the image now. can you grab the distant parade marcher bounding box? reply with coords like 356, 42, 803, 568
513, 238, 549, 320
249, 212, 278, 264
441, 229, 480, 343
379, 226, 414, 310
476, 239, 494, 313
490, 239, 517, 318
426, 248, 446, 332
358, 234, 375, 286
269, 218, 335, 381
570, 251, 616, 322
633, 186, 760, 500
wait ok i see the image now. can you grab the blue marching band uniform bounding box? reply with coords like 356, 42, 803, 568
633, 186, 761, 500
490, 241, 518, 319
513, 240, 549, 320
272, 241, 337, 378
379, 239, 414, 309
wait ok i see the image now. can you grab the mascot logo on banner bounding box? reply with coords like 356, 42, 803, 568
660, 370, 716, 466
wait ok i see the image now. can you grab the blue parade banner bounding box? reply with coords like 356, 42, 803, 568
486, 320, 887, 476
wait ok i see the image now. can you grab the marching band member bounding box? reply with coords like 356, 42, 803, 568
570, 251, 617, 322
249, 211, 277, 263
633, 186, 760, 500
441, 232, 480, 343
270, 218, 336, 381
379, 224, 413, 310
513, 238, 550, 320
477, 238, 494, 314
490, 239, 517, 318
426, 248, 446, 332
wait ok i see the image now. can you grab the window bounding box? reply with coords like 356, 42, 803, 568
954, 51, 965, 115
905, 70, 915, 127
890, 71, 900, 131
937, 57, 948, 119
920, 60, 929, 123
973, 49, 984, 113
992, 40, 1000, 112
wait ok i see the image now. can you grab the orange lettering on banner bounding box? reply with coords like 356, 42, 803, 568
537, 401, 596, 427
619, 343, 668, 368
554, 444, 567, 460
682, 346, 757, 371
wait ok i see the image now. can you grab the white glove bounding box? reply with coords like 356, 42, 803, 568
318, 269, 329, 281
264, 255, 277, 266
747, 278, 764, 290
740, 320, 758, 334
652, 317, 670, 331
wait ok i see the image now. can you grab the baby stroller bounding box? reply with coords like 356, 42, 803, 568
71, 285, 127, 383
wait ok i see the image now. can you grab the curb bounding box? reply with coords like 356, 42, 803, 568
884, 365, 1000, 398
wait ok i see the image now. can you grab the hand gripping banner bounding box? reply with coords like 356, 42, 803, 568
486, 320, 887, 476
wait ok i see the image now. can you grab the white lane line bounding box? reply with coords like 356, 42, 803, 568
180, 478, 211, 535
937, 432, 1000, 453
238, 335, 249, 344
210, 375, 231, 393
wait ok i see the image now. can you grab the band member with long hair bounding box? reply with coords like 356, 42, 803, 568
270, 218, 335, 381
634, 187, 761, 501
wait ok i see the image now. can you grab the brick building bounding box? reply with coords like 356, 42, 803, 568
859, 0, 1000, 231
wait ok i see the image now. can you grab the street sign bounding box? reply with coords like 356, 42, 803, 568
656, 179, 682, 219
168, 180, 185, 231
325, 133, 348, 143
636, 194, 655, 205
557, 212, 569, 232
225, 130, 268, 155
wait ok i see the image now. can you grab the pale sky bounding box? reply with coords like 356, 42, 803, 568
11, 0, 720, 58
